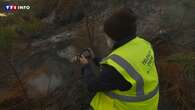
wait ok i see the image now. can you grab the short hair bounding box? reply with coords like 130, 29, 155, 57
104, 8, 137, 41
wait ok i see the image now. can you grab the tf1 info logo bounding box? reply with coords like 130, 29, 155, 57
3, 4, 31, 12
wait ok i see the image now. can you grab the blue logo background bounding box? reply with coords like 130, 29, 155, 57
3, 3, 11, 12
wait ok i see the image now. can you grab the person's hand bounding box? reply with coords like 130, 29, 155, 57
79, 55, 89, 64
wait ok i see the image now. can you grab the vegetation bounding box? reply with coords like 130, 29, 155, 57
0, 0, 195, 110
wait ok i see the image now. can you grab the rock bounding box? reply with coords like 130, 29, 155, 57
19, 50, 73, 99
42, 11, 56, 24
57, 45, 78, 62
49, 32, 72, 43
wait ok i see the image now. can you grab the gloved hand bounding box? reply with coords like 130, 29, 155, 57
80, 48, 95, 59
71, 48, 94, 64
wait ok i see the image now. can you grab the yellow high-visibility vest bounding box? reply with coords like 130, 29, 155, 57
90, 37, 159, 110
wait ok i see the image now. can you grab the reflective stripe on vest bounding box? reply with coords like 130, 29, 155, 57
105, 54, 159, 102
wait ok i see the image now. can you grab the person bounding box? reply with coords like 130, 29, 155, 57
78, 7, 159, 110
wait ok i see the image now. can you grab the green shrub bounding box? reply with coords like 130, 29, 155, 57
0, 26, 18, 50
167, 53, 195, 81
16, 17, 46, 38
167, 53, 195, 64
30, 0, 58, 18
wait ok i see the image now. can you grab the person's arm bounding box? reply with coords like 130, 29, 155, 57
82, 63, 132, 92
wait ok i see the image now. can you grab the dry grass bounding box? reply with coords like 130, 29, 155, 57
157, 52, 195, 110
